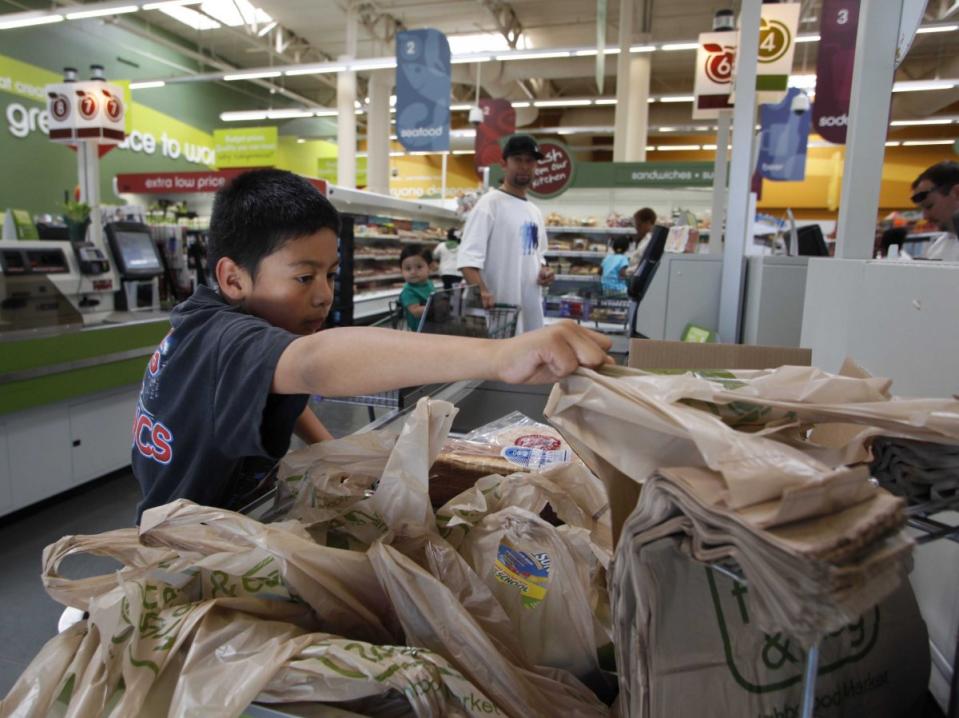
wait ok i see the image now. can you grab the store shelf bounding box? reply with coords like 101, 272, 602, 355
545, 250, 607, 258
355, 233, 440, 244
553, 274, 602, 282
354, 273, 404, 283
546, 226, 636, 235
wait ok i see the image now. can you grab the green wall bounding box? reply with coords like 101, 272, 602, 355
0, 17, 287, 215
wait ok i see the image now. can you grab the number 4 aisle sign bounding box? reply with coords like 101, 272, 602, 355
754, 2, 800, 100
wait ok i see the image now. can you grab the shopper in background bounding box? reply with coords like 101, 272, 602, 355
458, 134, 555, 333
601, 236, 631, 295
911, 161, 959, 261
398, 243, 436, 331
434, 227, 462, 290
132, 169, 612, 520
627, 207, 658, 273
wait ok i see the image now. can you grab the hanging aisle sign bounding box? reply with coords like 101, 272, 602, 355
474, 98, 516, 171
813, 0, 859, 144
757, 87, 811, 182
754, 2, 800, 98
528, 140, 575, 199
395, 29, 451, 153
693, 31, 737, 119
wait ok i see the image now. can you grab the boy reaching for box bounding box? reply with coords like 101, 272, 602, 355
132, 169, 611, 520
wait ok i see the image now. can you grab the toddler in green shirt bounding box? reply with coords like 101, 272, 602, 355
398, 243, 435, 331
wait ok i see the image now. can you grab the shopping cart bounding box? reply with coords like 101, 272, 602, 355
322, 285, 520, 418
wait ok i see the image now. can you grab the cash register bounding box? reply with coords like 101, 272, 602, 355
104, 221, 164, 311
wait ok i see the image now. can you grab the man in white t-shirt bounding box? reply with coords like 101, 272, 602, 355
457, 134, 554, 333
911, 161, 959, 261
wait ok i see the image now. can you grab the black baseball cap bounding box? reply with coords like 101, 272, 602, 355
502, 134, 544, 160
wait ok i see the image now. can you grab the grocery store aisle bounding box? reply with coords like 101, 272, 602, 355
0, 467, 142, 697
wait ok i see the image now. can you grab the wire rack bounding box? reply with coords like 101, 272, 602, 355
704, 474, 959, 718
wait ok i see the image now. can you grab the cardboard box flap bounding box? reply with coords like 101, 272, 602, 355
629, 339, 811, 371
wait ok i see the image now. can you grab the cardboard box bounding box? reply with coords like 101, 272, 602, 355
628, 339, 811, 370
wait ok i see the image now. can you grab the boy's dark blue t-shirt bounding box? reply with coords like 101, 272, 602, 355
132, 285, 309, 520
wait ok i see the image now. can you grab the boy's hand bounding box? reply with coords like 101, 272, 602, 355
537, 266, 555, 286
493, 321, 613, 384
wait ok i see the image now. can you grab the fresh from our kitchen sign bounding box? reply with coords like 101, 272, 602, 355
528, 140, 575, 199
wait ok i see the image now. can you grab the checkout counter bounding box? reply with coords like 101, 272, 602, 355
0, 220, 170, 518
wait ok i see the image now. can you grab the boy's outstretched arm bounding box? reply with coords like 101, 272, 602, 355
272, 320, 612, 397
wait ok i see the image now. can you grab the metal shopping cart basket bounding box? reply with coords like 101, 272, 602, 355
322, 285, 520, 417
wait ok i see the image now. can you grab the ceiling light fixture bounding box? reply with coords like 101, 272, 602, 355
893, 80, 958, 92
889, 118, 953, 126
223, 70, 281, 81
658, 95, 695, 103
660, 42, 699, 51
657, 144, 701, 151
495, 50, 572, 61
266, 108, 314, 119
534, 98, 593, 107
142, 0, 203, 8
915, 24, 958, 34
0, 12, 64, 29
220, 110, 269, 121
65, 5, 138, 20
901, 139, 955, 146
630, 45, 656, 53
284, 64, 346, 76
129, 80, 166, 89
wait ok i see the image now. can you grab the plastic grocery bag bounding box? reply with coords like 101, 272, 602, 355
368, 540, 609, 717
457, 506, 603, 679
545, 364, 959, 540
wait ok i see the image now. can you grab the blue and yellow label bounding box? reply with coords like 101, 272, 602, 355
494, 543, 551, 608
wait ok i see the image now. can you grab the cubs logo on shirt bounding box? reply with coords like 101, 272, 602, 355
133, 404, 174, 464
148, 331, 175, 377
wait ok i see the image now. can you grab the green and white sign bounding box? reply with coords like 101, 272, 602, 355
214, 126, 278, 168
612, 162, 715, 187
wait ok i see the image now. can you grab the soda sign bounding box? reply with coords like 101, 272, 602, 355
528, 141, 575, 199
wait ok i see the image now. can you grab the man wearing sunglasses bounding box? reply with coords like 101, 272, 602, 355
910, 161, 959, 261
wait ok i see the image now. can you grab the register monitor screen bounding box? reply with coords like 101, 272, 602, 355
796, 224, 829, 257
105, 222, 163, 278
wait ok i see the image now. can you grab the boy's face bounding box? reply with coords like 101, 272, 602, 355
243, 229, 339, 335
401, 255, 430, 284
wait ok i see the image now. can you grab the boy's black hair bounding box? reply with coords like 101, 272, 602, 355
611, 236, 630, 253
446, 227, 460, 243
208, 169, 341, 278
400, 243, 434, 264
